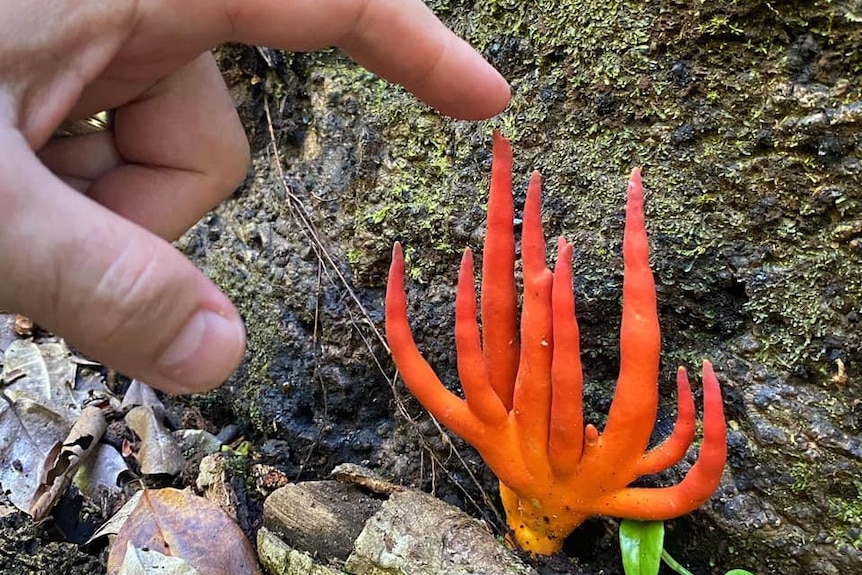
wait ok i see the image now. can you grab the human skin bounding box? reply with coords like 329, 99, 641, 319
0, 0, 510, 394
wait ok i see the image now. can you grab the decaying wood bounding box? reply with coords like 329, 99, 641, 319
346, 488, 538, 575
256, 527, 343, 575
195, 453, 260, 537
263, 480, 381, 561
262, 466, 539, 575
330, 462, 403, 495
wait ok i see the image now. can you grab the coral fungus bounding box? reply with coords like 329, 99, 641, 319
385, 131, 727, 555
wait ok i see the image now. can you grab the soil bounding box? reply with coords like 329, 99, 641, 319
0, 508, 106, 574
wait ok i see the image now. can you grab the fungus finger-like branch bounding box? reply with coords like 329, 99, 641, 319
385, 243, 479, 439
512, 171, 554, 462
636, 366, 696, 475
603, 168, 660, 451
548, 237, 585, 475
481, 130, 520, 410
602, 361, 726, 519
456, 249, 508, 426
670, 360, 727, 500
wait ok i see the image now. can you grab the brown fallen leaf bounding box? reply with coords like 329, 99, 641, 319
29, 405, 107, 521
107, 488, 262, 575
125, 405, 183, 476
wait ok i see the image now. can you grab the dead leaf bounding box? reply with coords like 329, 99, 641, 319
107, 488, 262, 575
75, 443, 128, 501
3, 340, 58, 411
0, 396, 71, 511
38, 341, 78, 405
0, 337, 120, 516
125, 406, 183, 476
0, 312, 20, 354
88, 490, 143, 545
30, 405, 107, 520
121, 379, 164, 411
3, 339, 109, 414
117, 541, 201, 575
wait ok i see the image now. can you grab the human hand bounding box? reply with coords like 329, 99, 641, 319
0, 0, 510, 394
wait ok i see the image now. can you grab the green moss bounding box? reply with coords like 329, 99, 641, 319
205, 251, 283, 434
322, 0, 862, 376
789, 460, 815, 493
827, 486, 862, 550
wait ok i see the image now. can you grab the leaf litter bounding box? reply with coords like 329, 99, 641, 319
2, 314, 263, 573
0, 329, 126, 515
107, 488, 262, 575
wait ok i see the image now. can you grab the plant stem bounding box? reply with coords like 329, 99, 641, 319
661, 550, 696, 575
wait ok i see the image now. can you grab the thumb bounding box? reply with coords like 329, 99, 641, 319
0, 129, 245, 394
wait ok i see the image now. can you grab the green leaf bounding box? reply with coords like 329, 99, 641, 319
725, 570, 755, 575
619, 520, 665, 575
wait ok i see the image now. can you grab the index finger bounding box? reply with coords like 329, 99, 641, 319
221, 0, 510, 120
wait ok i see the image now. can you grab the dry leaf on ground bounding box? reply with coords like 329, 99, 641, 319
107, 488, 262, 575
30, 405, 107, 520
3, 340, 77, 416
121, 379, 163, 411
0, 336, 122, 515
117, 541, 201, 575
75, 443, 130, 501
0, 397, 71, 511
125, 406, 184, 476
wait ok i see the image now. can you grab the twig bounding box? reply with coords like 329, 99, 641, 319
261, 96, 504, 532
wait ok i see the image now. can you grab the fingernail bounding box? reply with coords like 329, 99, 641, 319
157, 309, 246, 393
